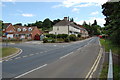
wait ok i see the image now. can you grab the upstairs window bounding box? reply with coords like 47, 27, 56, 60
28, 27, 32, 31
17, 28, 21, 32
23, 28, 27, 31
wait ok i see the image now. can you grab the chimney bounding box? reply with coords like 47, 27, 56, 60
64, 17, 68, 21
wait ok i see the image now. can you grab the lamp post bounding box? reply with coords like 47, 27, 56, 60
55, 32, 57, 42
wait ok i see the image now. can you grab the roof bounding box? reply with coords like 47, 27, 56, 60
13, 26, 37, 34
54, 19, 84, 30
54, 19, 71, 26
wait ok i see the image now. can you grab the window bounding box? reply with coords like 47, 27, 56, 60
57, 27, 59, 30
17, 28, 21, 32
28, 27, 32, 31
23, 28, 27, 31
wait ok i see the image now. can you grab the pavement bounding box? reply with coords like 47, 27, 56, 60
2, 37, 102, 79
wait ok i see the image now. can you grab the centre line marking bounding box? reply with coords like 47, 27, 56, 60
23, 56, 27, 58
15, 64, 47, 78
15, 57, 21, 59
60, 52, 73, 59
29, 54, 34, 56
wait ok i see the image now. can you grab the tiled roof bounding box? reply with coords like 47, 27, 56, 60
13, 26, 37, 34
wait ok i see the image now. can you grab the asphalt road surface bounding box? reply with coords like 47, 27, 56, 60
2, 37, 100, 79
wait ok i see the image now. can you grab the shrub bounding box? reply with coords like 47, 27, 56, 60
77, 33, 81, 38
43, 38, 48, 43
69, 34, 77, 41
51, 39, 55, 43
64, 37, 70, 42
57, 34, 68, 39
46, 34, 56, 39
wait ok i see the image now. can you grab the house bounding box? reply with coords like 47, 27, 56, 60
2, 23, 42, 40
49, 17, 89, 37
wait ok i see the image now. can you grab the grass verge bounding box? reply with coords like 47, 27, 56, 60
100, 38, 120, 80
100, 63, 108, 78
100, 39, 120, 55
0, 47, 19, 58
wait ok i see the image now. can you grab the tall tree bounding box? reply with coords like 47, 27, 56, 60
102, 1, 120, 44
52, 19, 61, 25
42, 18, 52, 30
92, 20, 97, 26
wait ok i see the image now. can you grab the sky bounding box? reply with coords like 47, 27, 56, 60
1, 0, 109, 27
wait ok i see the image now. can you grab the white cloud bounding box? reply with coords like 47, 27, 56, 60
72, 8, 80, 13
21, 13, 35, 17
90, 11, 99, 15
77, 17, 105, 27
53, 0, 108, 8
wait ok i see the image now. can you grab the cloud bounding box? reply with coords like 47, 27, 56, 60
53, 0, 108, 8
90, 11, 99, 15
77, 17, 105, 27
72, 8, 80, 13
21, 13, 35, 17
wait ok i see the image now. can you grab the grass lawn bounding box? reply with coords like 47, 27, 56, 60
0, 47, 19, 58
100, 39, 120, 55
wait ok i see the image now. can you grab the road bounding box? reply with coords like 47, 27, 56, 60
2, 37, 101, 79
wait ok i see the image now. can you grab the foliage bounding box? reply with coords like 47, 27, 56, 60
64, 37, 70, 42
77, 33, 81, 38
52, 19, 61, 25
57, 34, 68, 39
43, 38, 48, 43
46, 34, 56, 39
82, 21, 101, 36
69, 34, 77, 41
102, 2, 120, 45
42, 18, 52, 30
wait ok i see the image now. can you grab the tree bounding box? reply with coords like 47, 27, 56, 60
42, 18, 52, 30
14, 23, 22, 26
52, 19, 61, 25
92, 20, 97, 26
102, 1, 120, 45
70, 18, 74, 22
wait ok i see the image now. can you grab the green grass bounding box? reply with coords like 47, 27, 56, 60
100, 39, 120, 80
113, 64, 120, 80
100, 39, 120, 55
1, 47, 19, 58
100, 63, 108, 78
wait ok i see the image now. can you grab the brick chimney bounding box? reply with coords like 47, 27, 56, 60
64, 17, 68, 21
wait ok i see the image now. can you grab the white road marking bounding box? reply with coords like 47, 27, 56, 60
29, 54, 34, 56
15, 64, 47, 78
85, 48, 103, 79
60, 52, 73, 59
15, 57, 21, 59
35, 53, 39, 54
23, 56, 27, 58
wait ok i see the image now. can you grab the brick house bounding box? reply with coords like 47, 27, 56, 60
2, 23, 42, 40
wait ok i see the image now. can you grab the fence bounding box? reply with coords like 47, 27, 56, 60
107, 49, 113, 80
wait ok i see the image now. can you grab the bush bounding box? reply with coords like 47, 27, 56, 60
69, 34, 77, 41
64, 37, 70, 42
57, 34, 68, 39
43, 38, 48, 43
51, 39, 55, 43
46, 34, 56, 39
77, 33, 81, 38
